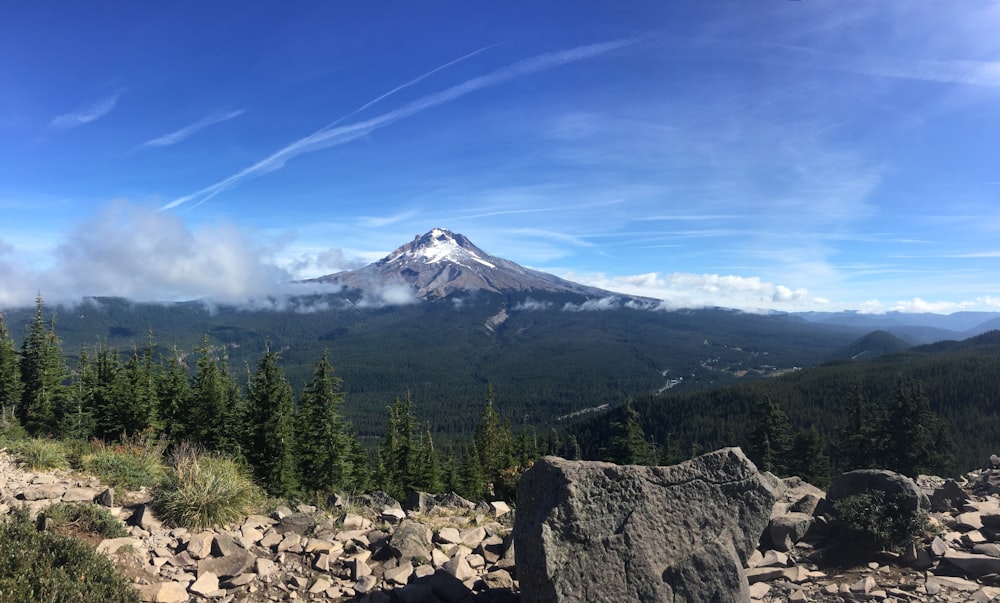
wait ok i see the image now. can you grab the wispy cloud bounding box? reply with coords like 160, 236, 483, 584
48, 92, 121, 130
359, 208, 423, 228
508, 228, 595, 247
162, 37, 639, 211
775, 44, 1000, 88
140, 109, 245, 148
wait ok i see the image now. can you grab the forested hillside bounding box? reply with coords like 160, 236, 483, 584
0, 294, 868, 440
569, 331, 1000, 476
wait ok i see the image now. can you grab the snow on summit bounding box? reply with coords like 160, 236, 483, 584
397, 228, 497, 269
311, 228, 643, 301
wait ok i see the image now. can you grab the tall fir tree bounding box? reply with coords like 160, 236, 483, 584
157, 347, 191, 442
460, 443, 485, 501
295, 351, 352, 492
18, 295, 68, 436
602, 398, 657, 465
243, 350, 299, 496
787, 427, 832, 487
474, 385, 514, 492
187, 338, 242, 451
834, 383, 882, 471
90, 342, 146, 440
0, 311, 22, 430
885, 379, 951, 477
61, 348, 96, 439
378, 393, 420, 497
751, 396, 791, 474
417, 428, 443, 494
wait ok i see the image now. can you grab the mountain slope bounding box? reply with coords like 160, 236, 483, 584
834, 330, 911, 360
309, 228, 644, 302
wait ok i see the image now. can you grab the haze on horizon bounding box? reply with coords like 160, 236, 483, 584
1, 2, 998, 314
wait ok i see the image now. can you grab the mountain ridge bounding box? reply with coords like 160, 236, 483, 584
309, 227, 654, 303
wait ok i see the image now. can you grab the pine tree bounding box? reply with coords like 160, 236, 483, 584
188, 338, 243, 452
417, 429, 443, 494
787, 427, 831, 487
564, 435, 581, 460
0, 312, 22, 430
460, 443, 485, 500
295, 351, 351, 492
378, 393, 419, 497
18, 295, 68, 436
346, 435, 371, 494
474, 385, 514, 489
89, 342, 154, 441
244, 350, 298, 496
834, 383, 881, 471
751, 396, 791, 474
514, 417, 539, 466
885, 379, 950, 477
61, 348, 96, 439
603, 398, 657, 465
157, 347, 191, 441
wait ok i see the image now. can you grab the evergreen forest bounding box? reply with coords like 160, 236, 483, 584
2, 295, 997, 503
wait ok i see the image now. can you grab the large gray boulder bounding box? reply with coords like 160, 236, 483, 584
827, 470, 929, 512
514, 448, 777, 603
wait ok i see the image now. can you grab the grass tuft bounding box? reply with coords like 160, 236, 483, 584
152, 444, 264, 531
8, 437, 69, 470
82, 432, 167, 491
42, 502, 128, 539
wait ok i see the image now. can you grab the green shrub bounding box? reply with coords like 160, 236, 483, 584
42, 502, 128, 539
83, 434, 167, 491
8, 437, 69, 470
834, 491, 931, 551
152, 447, 264, 531
0, 508, 139, 603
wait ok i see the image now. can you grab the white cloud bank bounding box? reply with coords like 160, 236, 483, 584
1, 200, 995, 315
0, 201, 340, 308
564, 271, 825, 312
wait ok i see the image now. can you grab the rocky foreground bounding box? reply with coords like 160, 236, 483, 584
5, 447, 1000, 602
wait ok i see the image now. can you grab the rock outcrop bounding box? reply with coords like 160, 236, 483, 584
0, 451, 518, 603
514, 448, 777, 603
747, 463, 1000, 602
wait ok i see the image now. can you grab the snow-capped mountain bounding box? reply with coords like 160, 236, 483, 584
311, 228, 626, 300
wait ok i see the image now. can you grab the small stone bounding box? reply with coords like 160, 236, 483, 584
489, 501, 511, 518
759, 550, 789, 567
788, 590, 808, 602
220, 573, 255, 588
188, 572, 219, 597
259, 529, 282, 549
255, 558, 278, 578
97, 487, 115, 509
384, 561, 413, 585
186, 531, 214, 559
354, 575, 378, 594
442, 553, 476, 581
62, 486, 99, 502
437, 527, 462, 545
308, 576, 332, 594
139, 581, 190, 603
382, 506, 406, 523
930, 536, 949, 557
851, 576, 877, 594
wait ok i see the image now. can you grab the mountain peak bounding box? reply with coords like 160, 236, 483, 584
379, 228, 497, 270
312, 228, 636, 301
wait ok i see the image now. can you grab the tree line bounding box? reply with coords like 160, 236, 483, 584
0, 296, 578, 501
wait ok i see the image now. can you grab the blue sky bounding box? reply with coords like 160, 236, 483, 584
1, 1, 998, 312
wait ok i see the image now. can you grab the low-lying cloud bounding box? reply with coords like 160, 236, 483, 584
0, 201, 350, 310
